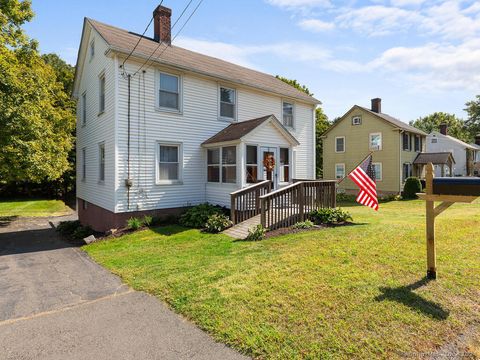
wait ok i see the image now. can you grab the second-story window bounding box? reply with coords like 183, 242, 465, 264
89, 40, 95, 60
414, 135, 421, 152
81, 92, 87, 126
282, 101, 294, 127
335, 136, 345, 152
403, 133, 411, 151
220, 87, 235, 120
159, 72, 180, 110
369, 133, 382, 151
99, 74, 105, 114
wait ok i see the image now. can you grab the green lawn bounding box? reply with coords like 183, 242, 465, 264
0, 199, 72, 217
84, 200, 480, 359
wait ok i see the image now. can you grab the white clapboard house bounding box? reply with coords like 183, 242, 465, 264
73, 5, 321, 232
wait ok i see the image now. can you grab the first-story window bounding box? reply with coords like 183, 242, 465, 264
246, 145, 258, 183
372, 162, 382, 181
158, 143, 181, 183
282, 101, 294, 127
335, 136, 345, 152
81, 148, 86, 181
99, 143, 105, 182
159, 72, 180, 110
222, 146, 237, 183
207, 148, 220, 183
280, 148, 290, 183
369, 132, 382, 151
335, 163, 345, 179
403, 163, 412, 182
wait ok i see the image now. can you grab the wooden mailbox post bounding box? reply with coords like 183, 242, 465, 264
417, 163, 479, 279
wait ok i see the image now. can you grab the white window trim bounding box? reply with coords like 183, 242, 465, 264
155, 70, 183, 114
335, 163, 345, 179
335, 136, 345, 153
373, 162, 382, 181
369, 132, 382, 151
279, 147, 291, 184
98, 71, 106, 116
218, 85, 237, 122
98, 142, 105, 184
81, 91, 87, 127
155, 141, 183, 185
352, 115, 362, 125
282, 100, 295, 129
245, 144, 259, 184
206, 145, 238, 184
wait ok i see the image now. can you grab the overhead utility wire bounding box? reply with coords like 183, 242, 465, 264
132, 0, 203, 76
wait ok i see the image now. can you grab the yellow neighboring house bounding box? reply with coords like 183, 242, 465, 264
322, 98, 427, 194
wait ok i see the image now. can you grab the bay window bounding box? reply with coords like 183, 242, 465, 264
280, 148, 290, 183
207, 148, 220, 183
207, 146, 237, 184
246, 145, 258, 183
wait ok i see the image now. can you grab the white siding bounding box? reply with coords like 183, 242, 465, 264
426, 132, 470, 176
76, 28, 116, 211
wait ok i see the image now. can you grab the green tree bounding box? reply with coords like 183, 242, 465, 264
465, 95, 480, 138
409, 112, 469, 142
0, 1, 75, 183
276, 75, 330, 178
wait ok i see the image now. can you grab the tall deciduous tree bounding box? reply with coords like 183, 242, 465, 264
276, 75, 330, 178
465, 95, 480, 138
409, 112, 469, 142
0, 0, 75, 183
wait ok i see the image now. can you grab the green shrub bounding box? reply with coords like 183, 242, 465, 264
56, 220, 81, 236
127, 217, 143, 230
246, 224, 266, 241
72, 225, 94, 240
403, 177, 422, 199
292, 220, 315, 229
336, 193, 357, 203
204, 214, 232, 233
179, 203, 223, 228
309, 208, 353, 225
142, 215, 153, 226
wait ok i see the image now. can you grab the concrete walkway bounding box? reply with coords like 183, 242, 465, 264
0, 215, 247, 360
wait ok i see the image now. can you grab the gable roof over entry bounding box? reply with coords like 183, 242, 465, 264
201, 115, 300, 146
413, 152, 456, 165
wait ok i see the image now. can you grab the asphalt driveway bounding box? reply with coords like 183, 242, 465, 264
0, 216, 247, 360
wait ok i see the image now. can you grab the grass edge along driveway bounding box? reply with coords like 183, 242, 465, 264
0, 199, 72, 218
84, 200, 480, 359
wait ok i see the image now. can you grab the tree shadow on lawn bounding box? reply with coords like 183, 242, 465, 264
375, 277, 449, 320
151, 225, 193, 237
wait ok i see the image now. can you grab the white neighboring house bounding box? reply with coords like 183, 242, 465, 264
426, 127, 478, 177
73, 5, 319, 232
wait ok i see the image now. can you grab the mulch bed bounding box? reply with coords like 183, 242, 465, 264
265, 222, 354, 239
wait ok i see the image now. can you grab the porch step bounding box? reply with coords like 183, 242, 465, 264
223, 215, 261, 239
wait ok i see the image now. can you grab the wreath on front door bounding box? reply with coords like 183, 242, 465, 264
263, 154, 276, 171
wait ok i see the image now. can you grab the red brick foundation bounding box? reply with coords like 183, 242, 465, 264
77, 198, 185, 233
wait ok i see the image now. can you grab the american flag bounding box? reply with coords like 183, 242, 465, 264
348, 154, 378, 211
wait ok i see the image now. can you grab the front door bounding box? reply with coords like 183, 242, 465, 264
261, 147, 278, 189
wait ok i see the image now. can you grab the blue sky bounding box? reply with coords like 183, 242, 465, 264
24, 0, 480, 122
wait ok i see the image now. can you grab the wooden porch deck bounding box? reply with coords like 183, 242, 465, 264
223, 214, 261, 239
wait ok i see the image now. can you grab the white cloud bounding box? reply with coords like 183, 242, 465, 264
298, 18, 335, 32
390, 0, 426, 7
265, 0, 331, 9
336, 5, 422, 36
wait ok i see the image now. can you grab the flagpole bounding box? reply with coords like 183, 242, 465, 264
337, 151, 374, 184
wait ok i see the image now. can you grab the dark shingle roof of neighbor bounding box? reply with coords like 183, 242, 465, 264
358, 106, 427, 136
202, 115, 273, 145
87, 19, 320, 105
413, 152, 455, 165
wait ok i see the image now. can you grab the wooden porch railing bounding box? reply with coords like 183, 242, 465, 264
260, 180, 337, 230
230, 180, 272, 225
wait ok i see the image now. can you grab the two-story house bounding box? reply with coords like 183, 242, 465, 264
426, 126, 479, 177
73, 5, 319, 232
322, 98, 427, 194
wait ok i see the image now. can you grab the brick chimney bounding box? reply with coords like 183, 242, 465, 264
371, 98, 381, 113
439, 123, 447, 136
475, 134, 480, 145
153, 5, 172, 44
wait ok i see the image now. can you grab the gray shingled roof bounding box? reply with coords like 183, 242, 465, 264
413, 152, 455, 165
87, 19, 320, 105
358, 106, 427, 136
